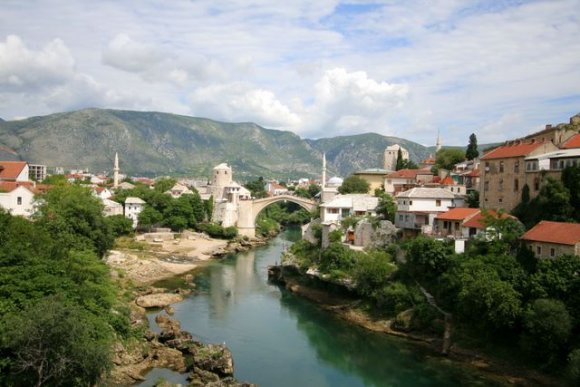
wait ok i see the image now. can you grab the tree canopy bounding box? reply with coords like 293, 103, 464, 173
435, 148, 465, 171
465, 133, 479, 160
337, 175, 370, 194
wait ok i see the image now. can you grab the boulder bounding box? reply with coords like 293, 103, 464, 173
136, 293, 183, 308
193, 344, 234, 377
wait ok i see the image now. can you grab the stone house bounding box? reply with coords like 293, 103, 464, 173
384, 168, 434, 195
0, 182, 36, 217
124, 197, 146, 228
480, 140, 558, 212
395, 187, 463, 237
384, 144, 409, 171
165, 182, 193, 198
353, 168, 389, 194
521, 221, 580, 258
320, 194, 379, 224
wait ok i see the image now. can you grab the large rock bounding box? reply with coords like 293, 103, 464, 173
136, 293, 183, 308
193, 344, 235, 377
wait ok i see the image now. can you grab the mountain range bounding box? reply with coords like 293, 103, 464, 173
0, 108, 464, 180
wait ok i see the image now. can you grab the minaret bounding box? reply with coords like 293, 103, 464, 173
436, 130, 442, 152
321, 152, 326, 190
113, 152, 120, 188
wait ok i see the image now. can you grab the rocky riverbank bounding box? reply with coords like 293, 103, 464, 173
269, 264, 559, 387
106, 231, 267, 386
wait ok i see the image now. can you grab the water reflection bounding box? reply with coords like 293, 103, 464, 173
151, 228, 501, 387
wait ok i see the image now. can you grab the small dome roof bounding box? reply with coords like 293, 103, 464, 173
327, 176, 343, 185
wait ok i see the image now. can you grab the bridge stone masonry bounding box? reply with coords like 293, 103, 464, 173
237, 195, 317, 238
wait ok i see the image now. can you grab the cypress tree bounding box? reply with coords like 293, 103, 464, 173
466, 133, 479, 160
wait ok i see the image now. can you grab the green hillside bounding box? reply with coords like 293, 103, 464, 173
0, 108, 442, 179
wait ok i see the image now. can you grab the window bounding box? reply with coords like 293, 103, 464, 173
534, 177, 540, 191
409, 200, 413, 205
484, 181, 489, 191
514, 178, 519, 192
17, 197, 22, 205
498, 178, 503, 191
550, 248, 555, 257
499, 197, 503, 203
435, 199, 441, 207
485, 162, 490, 172
514, 161, 519, 173
328, 208, 339, 214
499, 161, 504, 173
399, 214, 403, 221
536, 246, 542, 256
405, 214, 409, 221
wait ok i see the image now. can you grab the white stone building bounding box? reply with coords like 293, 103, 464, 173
395, 187, 464, 237
124, 197, 146, 228
320, 194, 379, 224
103, 199, 124, 217
0, 182, 36, 217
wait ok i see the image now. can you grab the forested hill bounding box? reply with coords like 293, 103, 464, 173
0, 108, 442, 179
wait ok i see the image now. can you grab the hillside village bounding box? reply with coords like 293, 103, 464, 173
1, 113, 580, 258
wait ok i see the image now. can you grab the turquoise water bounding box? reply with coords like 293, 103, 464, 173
145, 228, 501, 386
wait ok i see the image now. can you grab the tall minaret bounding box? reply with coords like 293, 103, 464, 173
113, 152, 120, 188
321, 152, 327, 190
436, 130, 442, 152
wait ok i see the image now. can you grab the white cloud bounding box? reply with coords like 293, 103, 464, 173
0, 35, 75, 91
102, 33, 163, 73
190, 83, 302, 128
301, 68, 409, 137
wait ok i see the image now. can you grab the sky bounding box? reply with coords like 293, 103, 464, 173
0, 0, 579, 145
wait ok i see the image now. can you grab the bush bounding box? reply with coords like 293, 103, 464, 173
567, 348, 580, 384
373, 282, 413, 313
196, 223, 238, 240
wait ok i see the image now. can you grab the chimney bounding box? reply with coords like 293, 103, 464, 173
545, 124, 552, 130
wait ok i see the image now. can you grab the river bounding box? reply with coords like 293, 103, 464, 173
142, 227, 502, 387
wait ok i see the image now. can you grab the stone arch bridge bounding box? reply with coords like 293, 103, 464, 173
237, 195, 317, 238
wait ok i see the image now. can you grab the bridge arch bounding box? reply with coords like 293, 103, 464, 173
237, 195, 317, 238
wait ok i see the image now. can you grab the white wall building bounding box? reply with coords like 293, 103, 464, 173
0, 183, 35, 217
103, 199, 124, 217
124, 197, 146, 228
320, 194, 379, 224
395, 187, 462, 236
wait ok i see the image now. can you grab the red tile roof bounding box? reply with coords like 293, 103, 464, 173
436, 208, 480, 221
440, 176, 455, 185
521, 221, 580, 246
462, 210, 513, 229
386, 168, 432, 179
480, 141, 545, 160
0, 161, 27, 180
0, 181, 33, 193
562, 134, 580, 149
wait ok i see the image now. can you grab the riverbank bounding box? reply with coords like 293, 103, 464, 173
270, 265, 560, 387
106, 231, 266, 286
105, 231, 266, 385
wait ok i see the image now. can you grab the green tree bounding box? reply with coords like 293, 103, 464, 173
307, 184, 321, 198
244, 177, 267, 198
205, 196, 214, 221
154, 177, 177, 193
435, 148, 465, 171
466, 190, 479, 208
456, 260, 522, 330
105, 214, 133, 237
465, 133, 479, 160
0, 296, 112, 387
562, 165, 580, 221
337, 175, 370, 194
375, 192, 396, 222
294, 187, 311, 198
35, 185, 113, 257
403, 236, 453, 282
353, 251, 396, 298
521, 299, 571, 363
138, 205, 163, 230
395, 148, 405, 171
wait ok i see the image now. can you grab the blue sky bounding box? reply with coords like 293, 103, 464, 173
0, 0, 579, 145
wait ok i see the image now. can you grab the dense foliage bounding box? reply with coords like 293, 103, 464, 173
288, 215, 580, 382
337, 175, 370, 194
0, 186, 131, 386
513, 168, 580, 228
434, 148, 465, 171
465, 133, 479, 160
256, 202, 311, 237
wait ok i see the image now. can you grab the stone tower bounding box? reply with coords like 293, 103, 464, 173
321, 152, 327, 189
113, 152, 120, 188
384, 144, 408, 171
436, 130, 442, 152
211, 163, 233, 200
